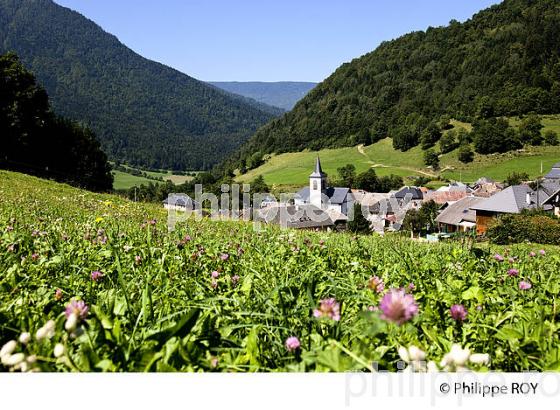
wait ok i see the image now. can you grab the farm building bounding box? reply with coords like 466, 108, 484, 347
435, 196, 485, 233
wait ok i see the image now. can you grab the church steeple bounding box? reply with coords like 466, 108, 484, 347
309, 156, 327, 208
310, 156, 326, 178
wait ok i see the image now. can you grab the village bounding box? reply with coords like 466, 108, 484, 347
163, 157, 560, 240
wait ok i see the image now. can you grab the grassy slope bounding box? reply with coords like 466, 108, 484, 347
237, 115, 560, 187
1, 170, 559, 372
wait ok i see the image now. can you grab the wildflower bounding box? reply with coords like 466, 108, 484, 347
211, 279, 218, 289
367, 276, 385, 293
408, 283, 415, 292
476, 305, 483, 311
55, 288, 63, 301
398, 345, 427, 372
135, 255, 142, 264
539, 249, 546, 256
398, 345, 426, 362
210, 357, 219, 368
211, 270, 220, 279
123, 245, 133, 252
35, 320, 56, 341
469, 353, 490, 365
427, 361, 439, 372
19, 333, 31, 345
508, 257, 515, 264
529, 251, 536, 257
0, 340, 17, 358
2, 353, 25, 367
65, 300, 89, 320
32, 230, 40, 237
91, 271, 103, 282
450, 304, 468, 322
507, 268, 519, 277
379, 288, 419, 325
494, 254, 504, 262
220, 253, 229, 261
65, 313, 79, 332
6, 226, 14, 232
367, 305, 378, 312
148, 219, 157, 226
441, 344, 471, 369
95, 217, 104, 223
53, 344, 65, 358
31, 253, 39, 261
183, 235, 191, 242
519, 280, 532, 290
285, 336, 301, 352
313, 298, 341, 321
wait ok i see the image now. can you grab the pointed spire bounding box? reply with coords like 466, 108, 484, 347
310, 156, 326, 178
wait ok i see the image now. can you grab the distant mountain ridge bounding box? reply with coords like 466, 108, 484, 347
0, 0, 277, 170
209, 82, 316, 111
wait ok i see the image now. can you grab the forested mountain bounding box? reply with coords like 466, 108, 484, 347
209, 82, 317, 111
226, 0, 560, 173
0, 0, 277, 171
0, 52, 112, 191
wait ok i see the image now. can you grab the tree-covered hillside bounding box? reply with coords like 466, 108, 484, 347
0, 0, 277, 170
227, 0, 560, 172
0, 52, 112, 191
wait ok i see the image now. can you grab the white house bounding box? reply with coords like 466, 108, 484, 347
294, 157, 353, 220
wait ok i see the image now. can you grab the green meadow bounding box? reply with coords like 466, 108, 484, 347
237, 116, 560, 188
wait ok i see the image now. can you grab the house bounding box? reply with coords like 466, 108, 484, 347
436, 182, 474, 194
294, 157, 353, 220
470, 185, 555, 235
393, 186, 424, 202
471, 177, 504, 198
259, 194, 277, 208
424, 190, 469, 205
163, 194, 198, 211
544, 162, 560, 181
435, 196, 485, 233
255, 204, 334, 230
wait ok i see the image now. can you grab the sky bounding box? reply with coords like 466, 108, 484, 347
53, 0, 501, 82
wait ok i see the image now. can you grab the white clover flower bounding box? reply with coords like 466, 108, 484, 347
19, 332, 31, 345
408, 345, 426, 361
53, 344, 65, 358
427, 361, 439, 372
3, 353, 25, 367
398, 346, 410, 362
0, 340, 17, 357
469, 353, 490, 365
36, 320, 56, 340
65, 313, 78, 332
448, 344, 470, 366
398, 345, 427, 372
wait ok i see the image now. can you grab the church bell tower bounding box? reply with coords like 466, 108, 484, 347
309, 156, 327, 208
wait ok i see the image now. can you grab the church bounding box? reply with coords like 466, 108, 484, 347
294, 157, 353, 221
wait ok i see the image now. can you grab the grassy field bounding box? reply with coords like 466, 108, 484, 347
237, 115, 560, 188
112, 170, 159, 190
1, 170, 559, 372
112, 167, 195, 190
